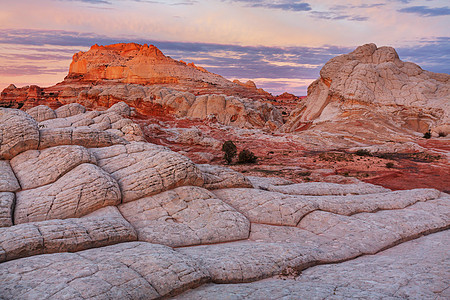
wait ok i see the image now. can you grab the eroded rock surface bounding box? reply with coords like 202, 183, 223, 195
0, 108, 39, 159
10, 145, 97, 190
14, 163, 121, 223
91, 142, 204, 202
175, 231, 449, 299
0, 242, 209, 299
0, 192, 14, 227
199, 164, 253, 190
0, 206, 137, 262
118, 186, 250, 247
282, 43, 450, 147
0, 160, 20, 192
0, 105, 448, 299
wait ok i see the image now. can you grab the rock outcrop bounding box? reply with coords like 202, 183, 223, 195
283, 43, 450, 143
0, 48, 449, 299
65, 43, 272, 100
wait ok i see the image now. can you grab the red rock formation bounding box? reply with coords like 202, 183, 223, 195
65, 43, 273, 100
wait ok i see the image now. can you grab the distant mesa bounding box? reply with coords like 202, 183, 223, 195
65, 42, 273, 100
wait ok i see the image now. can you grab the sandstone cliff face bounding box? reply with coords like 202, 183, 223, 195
283, 43, 450, 137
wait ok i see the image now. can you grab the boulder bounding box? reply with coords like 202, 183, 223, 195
91, 142, 204, 202
118, 186, 250, 247
0, 206, 137, 262
0, 160, 20, 192
55, 103, 86, 118
14, 163, 121, 223
10, 145, 97, 190
0, 242, 209, 299
0, 192, 14, 227
0, 108, 39, 159
25, 105, 56, 122
39, 127, 127, 149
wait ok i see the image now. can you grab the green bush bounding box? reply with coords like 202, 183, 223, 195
423, 130, 431, 139
438, 132, 447, 137
385, 162, 394, 168
238, 149, 258, 164
222, 141, 237, 164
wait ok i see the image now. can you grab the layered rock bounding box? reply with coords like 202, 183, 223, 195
283, 43, 450, 143
65, 43, 272, 99
0, 94, 449, 299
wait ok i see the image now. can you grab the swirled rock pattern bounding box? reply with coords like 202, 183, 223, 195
0, 105, 448, 299
91, 142, 204, 203
118, 186, 250, 247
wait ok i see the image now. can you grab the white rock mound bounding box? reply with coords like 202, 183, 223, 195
283, 43, 450, 141
0, 103, 448, 299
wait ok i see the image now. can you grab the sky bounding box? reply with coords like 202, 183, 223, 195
0, 0, 449, 95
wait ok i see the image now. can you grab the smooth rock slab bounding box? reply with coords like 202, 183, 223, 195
213, 188, 319, 226
0, 242, 209, 299
267, 181, 390, 195
213, 188, 440, 226
118, 186, 250, 247
91, 142, 204, 202
14, 163, 121, 223
0, 206, 137, 262
0, 192, 14, 227
0, 108, 39, 159
0, 160, 20, 192
10, 145, 97, 190
178, 195, 450, 283
177, 241, 318, 283
198, 164, 253, 190
39, 127, 127, 150
176, 230, 449, 300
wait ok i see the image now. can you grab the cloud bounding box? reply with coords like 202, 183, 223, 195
56, 0, 112, 4
0, 66, 67, 76
398, 5, 450, 17
397, 37, 450, 74
224, 0, 311, 12
310, 11, 368, 21
0, 28, 449, 95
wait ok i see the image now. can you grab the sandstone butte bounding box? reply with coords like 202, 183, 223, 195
0, 42, 449, 299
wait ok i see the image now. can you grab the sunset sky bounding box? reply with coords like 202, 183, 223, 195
0, 0, 449, 95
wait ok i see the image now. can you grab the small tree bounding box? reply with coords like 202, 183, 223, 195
238, 149, 258, 164
222, 141, 237, 164
423, 130, 431, 139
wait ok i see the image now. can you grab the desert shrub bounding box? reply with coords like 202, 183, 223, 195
385, 162, 394, 168
222, 141, 237, 164
423, 130, 431, 139
438, 132, 447, 137
355, 149, 372, 156
238, 149, 258, 164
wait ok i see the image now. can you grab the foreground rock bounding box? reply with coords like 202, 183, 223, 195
175, 230, 449, 299
0, 104, 448, 299
0, 242, 209, 299
118, 186, 250, 247
0, 206, 137, 262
